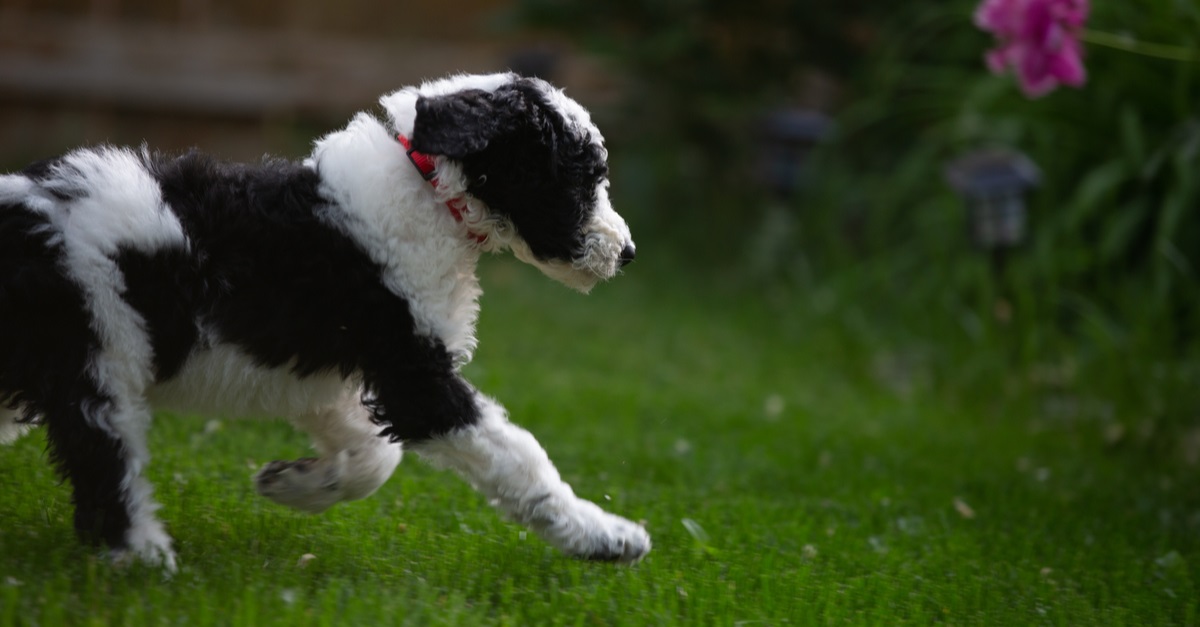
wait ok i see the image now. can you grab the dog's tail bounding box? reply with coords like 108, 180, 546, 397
0, 171, 36, 206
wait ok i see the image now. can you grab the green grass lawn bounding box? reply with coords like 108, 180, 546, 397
1, 254, 1197, 625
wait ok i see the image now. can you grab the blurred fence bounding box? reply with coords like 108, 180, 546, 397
0, 0, 612, 163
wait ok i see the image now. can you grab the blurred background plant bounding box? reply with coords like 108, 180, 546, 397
518, 0, 1200, 442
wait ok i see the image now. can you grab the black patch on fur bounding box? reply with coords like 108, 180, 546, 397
148, 151, 480, 440
44, 391, 133, 548
362, 346, 480, 443
412, 78, 608, 263
114, 245, 200, 380
0, 201, 132, 547
0, 203, 96, 419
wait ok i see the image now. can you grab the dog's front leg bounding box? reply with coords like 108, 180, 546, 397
410, 393, 651, 563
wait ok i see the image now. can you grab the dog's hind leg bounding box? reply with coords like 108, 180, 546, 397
1, 199, 175, 570
412, 392, 652, 563
255, 389, 402, 513
41, 388, 176, 572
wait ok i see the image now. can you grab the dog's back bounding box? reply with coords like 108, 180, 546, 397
0, 147, 439, 416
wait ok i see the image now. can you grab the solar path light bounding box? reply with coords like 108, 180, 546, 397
944, 148, 1041, 253
758, 108, 833, 200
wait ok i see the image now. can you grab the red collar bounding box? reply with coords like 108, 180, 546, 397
397, 133, 487, 244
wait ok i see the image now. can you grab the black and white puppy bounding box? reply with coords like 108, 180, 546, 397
0, 73, 648, 571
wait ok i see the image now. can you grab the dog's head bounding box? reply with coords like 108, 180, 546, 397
381, 73, 635, 293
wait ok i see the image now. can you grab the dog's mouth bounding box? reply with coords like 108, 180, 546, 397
560, 202, 635, 291
572, 232, 635, 280
479, 181, 634, 293
507, 236, 632, 294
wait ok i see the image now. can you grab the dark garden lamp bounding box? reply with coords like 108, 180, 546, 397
944, 149, 1041, 253
758, 108, 833, 200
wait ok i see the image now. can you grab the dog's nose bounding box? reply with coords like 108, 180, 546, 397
619, 242, 637, 267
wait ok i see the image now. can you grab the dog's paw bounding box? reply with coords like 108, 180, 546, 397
254, 457, 342, 514
579, 512, 651, 563
111, 524, 178, 575
538, 499, 651, 564
110, 546, 178, 576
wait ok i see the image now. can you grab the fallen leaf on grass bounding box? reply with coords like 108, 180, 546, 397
1155, 550, 1184, 571
681, 518, 718, 556
1103, 423, 1126, 446
763, 394, 785, 420
953, 498, 976, 519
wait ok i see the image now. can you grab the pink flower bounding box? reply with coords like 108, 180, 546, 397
975, 0, 1089, 98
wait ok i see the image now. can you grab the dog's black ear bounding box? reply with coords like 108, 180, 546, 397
412, 89, 512, 159
412, 84, 545, 159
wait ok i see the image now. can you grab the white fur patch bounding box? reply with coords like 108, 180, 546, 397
310, 115, 483, 365
123, 474, 177, 573
148, 345, 350, 419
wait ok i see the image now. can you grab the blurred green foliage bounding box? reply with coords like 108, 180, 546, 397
519, 0, 891, 238
822, 1, 1200, 323
519, 0, 1200, 431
